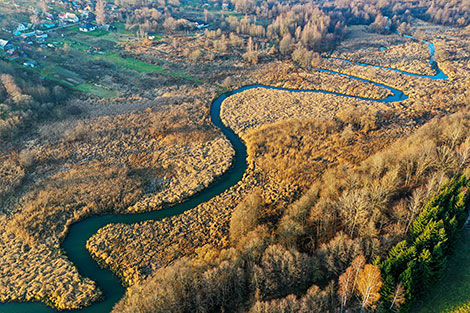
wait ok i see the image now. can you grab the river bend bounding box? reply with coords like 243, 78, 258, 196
0, 34, 447, 313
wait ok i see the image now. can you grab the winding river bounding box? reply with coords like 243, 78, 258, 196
0, 34, 447, 313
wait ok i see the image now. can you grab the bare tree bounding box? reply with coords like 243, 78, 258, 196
457, 138, 470, 170
204, 8, 209, 23
389, 283, 405, 311
356, 264, 383, 313
95, 0, 107, 25
163, 17, 177, 32
62, 42, 71, 56
338, 190, 370, 237
338, 255, 366, 313
222, 77, 232, 89
188, 49, 202, 63
405, 187, 426, 232
39, 0, 48, 13
230, 191, 263, 243
279, 33, 293, 55
338, 266, 355, 313
30, 12, 41, 29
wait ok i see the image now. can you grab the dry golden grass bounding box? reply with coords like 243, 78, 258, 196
0, 218, 101, 310
84, 25, 470, 302
0, 84, 236, 309
254, 61, 393, 99
85, 113, 406, 287
220, 87, 399, 136
108, 106, 470, 313
0, 157, 25, 210
331, 26, 436, 76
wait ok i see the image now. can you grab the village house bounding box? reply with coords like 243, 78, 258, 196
43, 12, 54, 20
19, 34, 34, 45
86, 45, 103, 54
23, 60, 39, 68
3, 47, 20, 60
16, 23, 28, 32
35, 31, 49, 40
20, 31, 36, 39
99, 24, 116, 31
13, 23, 31, 36
84, 4, 94, 12
59, 12, 79, 23
0, 39, 11, 50
79, 11, 90, 19
194, 21, 209, 30
79, 23, 96, 32
42, 21, 57, 29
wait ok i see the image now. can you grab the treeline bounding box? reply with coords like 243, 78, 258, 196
124, 7, 193, 36
330, 0, 469, 28
379, 176, 470, 312
109, 0, 469, 67
199, 0, 469, 66
222, 3, 346, 50
112, 108, 470, 313
0, 63, 66, 138
204, 2, 347, 66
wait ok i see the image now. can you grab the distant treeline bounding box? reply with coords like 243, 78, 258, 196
0, 61, 67, 138
111, 0, 469, 67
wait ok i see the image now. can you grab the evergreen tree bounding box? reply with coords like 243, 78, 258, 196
415, 249, 433, 295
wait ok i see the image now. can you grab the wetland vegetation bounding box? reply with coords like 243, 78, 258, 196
0, 0, 469, 312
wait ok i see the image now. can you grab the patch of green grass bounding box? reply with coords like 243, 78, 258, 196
413, 232, 470, 313
148, 33, 164, 41
23, 23, 217, 96
96, 53, 209, 85
67, 23, 135, 44
37, 62, 117, 98
208, 9, 242, 17
98, 53, 162, 73
74, 83, 118, 98
60, 38, 207, 83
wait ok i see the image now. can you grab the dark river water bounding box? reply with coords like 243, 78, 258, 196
0, 34, 447, 313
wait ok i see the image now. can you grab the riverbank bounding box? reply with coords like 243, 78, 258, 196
1, 22, 468, 313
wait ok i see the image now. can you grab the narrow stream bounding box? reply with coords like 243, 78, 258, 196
0, 34, 447, 313
330, 36, 448, 80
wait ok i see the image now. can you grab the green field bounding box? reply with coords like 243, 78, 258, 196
414, 231, 470, 313
12, 22, 215, 98
65, 26, 209, 82
97, 53, 162, 73
74, 83, 118, 98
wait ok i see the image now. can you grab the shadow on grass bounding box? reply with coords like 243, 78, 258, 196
413, 230, 470, 313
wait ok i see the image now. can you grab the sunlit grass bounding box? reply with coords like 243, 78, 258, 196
74, 83, 118, 98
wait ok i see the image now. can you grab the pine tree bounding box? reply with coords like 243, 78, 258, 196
415, 249, 433, 295
430, 241, 447, 279
382, 241, 415, 278
398, 260, 416, 312
410, 205, 439, 240
379, 274, 396, 310
417, 218, 449, 254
